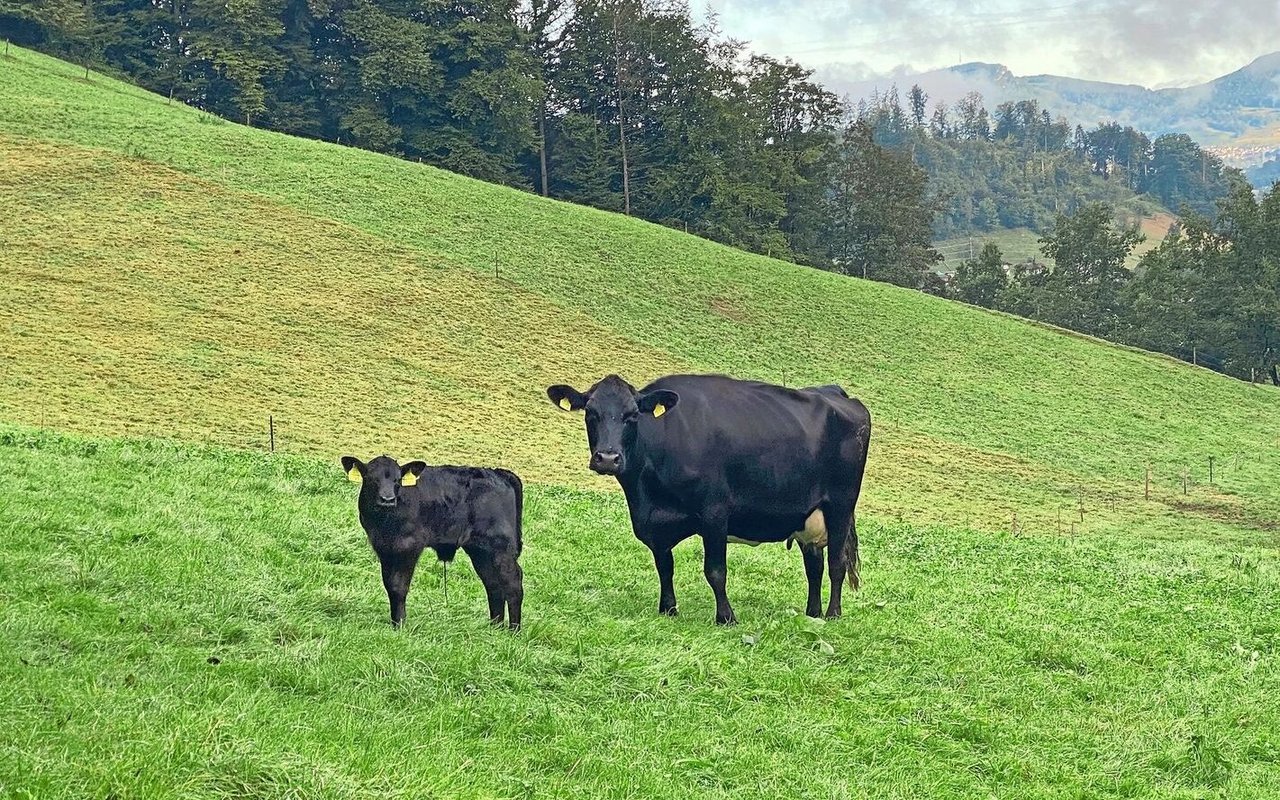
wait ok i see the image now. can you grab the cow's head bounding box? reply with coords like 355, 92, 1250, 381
341, 455, 426, 509
546, 375, 678, 476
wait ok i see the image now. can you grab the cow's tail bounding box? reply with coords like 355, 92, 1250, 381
844, 511, 861, 591
498, 468, 524, 555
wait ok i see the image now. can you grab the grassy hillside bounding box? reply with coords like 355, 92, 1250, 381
2, 46, 1280, 797
2, 46, 1277, 537
3, 425, 1279, 798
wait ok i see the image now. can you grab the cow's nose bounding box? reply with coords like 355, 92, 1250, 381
591, 450, 622, 473
377, 494, 397, 506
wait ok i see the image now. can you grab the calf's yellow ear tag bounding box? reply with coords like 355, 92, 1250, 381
652, 403, 666, 418
346, 467, 362, 483
559, 398, 573, 411
401, 471, 418, 487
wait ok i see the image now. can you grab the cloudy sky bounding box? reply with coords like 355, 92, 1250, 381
694, 0, 1280, 88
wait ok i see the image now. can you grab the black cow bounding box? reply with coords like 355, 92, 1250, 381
546, 374, 870, 624
340, 455, 525, 629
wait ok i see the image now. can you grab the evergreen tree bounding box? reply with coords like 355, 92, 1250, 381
954, 242, 1007, 307
826, 121, 941, 287
1036, 202, 1143, 337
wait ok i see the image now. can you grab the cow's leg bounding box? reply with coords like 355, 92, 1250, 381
824, 505, 854, 618
380, 550, 422, 628
652, 546, 678, 616
701, 528, 736, 625
802, 545, 825, 618
465, 547, 506, 626
498, 553, 524, 631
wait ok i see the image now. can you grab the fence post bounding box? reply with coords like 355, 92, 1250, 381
1209, 455, 1215, 484
269, 415, 275, 453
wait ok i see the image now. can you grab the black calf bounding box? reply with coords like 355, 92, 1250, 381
341, 455, 525, 630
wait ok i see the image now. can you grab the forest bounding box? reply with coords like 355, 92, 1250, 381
2, 0, 1274, 381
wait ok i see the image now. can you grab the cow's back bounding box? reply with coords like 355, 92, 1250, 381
636, 375, 867, 510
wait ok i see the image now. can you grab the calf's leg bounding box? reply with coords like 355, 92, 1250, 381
498, 554, 524, 631
465, 547, 506, 626
380, 551, 422, 627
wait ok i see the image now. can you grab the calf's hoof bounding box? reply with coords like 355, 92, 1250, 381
825, 607, 842, 619
659, 605, 679, 617
715, 613, 738, 626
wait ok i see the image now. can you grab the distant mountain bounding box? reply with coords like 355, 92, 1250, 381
820, 52, 1280, 178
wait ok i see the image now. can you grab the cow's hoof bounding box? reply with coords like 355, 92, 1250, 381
507, 622, 522, 633
805, 607, 823, 618
659, 605, 679, 617
715, 614, 738, 626
825, 609, 842, 620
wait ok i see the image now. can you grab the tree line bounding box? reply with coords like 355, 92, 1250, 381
950, 188, 1280, 384
2, 0, 1239, 269
3, 0, 1275, 382
854, 91, 1243, 236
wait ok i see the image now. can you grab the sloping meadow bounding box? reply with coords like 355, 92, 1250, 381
1, 46, 1280, 798
2, 426, 1278, 798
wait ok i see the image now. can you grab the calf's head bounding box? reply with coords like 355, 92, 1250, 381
546, 375, 678, 476
341, 455, 426, 508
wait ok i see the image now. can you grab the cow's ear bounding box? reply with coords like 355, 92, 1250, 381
547, 384, 588, 412
637, 389, 678, 418
341, 456, 365, 483
400, 461, 426, 487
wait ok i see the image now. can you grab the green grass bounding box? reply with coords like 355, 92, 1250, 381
1, 46, 1277, 535
4, 425, 1280, 799
1, 45, 1280, 797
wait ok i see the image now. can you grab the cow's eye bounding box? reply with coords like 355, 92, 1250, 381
623, 410, 639, 423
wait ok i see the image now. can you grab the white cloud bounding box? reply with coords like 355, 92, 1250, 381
694, 0, 1280, 87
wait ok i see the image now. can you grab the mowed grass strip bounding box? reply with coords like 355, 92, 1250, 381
0, 47, 1278, 537
0, 137, 688, 488
2, 426, 1279, 799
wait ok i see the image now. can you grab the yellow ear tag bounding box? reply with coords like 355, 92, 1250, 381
652, 403, 666, 418
346, 467, 362, 483
559, 398, 573, 411
401, 471, 418, 487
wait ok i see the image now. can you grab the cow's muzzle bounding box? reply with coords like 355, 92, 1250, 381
590, 450, 622, 475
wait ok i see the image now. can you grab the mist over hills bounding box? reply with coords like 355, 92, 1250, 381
821, 52, 1280, 176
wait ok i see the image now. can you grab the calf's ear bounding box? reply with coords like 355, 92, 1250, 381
400, 461, 427, 487
547, 384, 588, 412
637, 389, 679, 418
341, 456, 365, 483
